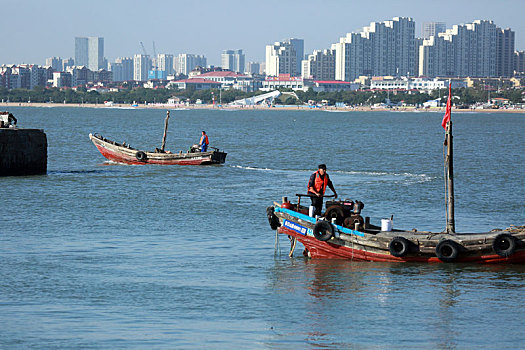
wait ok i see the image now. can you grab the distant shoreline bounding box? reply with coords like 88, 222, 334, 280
2, 102, 525, 113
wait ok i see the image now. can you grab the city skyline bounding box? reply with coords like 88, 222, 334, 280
2, 0, 525, 67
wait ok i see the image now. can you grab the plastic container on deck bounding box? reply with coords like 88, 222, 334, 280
381, 219, 393, 232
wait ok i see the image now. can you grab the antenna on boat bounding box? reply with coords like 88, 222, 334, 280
161, 111, 170, 152
443, 80, 455, 234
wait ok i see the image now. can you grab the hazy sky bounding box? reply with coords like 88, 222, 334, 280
2, 0, 525, 66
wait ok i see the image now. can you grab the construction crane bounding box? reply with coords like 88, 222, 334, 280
139, 41, 158, 79
140, 41, 148, 56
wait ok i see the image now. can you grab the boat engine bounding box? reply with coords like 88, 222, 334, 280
189, 144, 201, 153
324, 199, 365, 229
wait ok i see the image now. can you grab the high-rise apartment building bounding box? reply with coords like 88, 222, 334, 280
419, 20, 514, 77
75, 37, 104, 71
46, 57, 62, 71
221, 49, 245, 73
174, 54, 207, 75
156, 54, 174, 76
266, 39, 304, 77
301, 49, 336, 80
289, 39, 304, 75
133, 54, 151, 81
110, 57, 133, 82
62, 58, 75, 71
497, 28, 515, 77
246, 62, 261, 75
334, 17, 416, 81
515, 50, 525, 74
422, 22, 446, 39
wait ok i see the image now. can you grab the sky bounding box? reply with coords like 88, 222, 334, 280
2, 0, 525, 66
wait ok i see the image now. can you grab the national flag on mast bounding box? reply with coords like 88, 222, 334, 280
441, 82, 452, 129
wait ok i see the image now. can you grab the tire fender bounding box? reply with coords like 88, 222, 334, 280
389, 236, 411, 257
136, 151, 147, 161
492, 233, 516, 257
313, 221, 334, 241
436, 239, 460, 262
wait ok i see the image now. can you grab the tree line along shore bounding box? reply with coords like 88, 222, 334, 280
1, 85, 524, 110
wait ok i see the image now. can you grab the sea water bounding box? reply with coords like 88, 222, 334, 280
1, 107, 524, 348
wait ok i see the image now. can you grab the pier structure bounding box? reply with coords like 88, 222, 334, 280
0, 128, 47, 176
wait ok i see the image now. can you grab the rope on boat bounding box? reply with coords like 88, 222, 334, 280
288, 236, 297, 258
274, 229, 281, 256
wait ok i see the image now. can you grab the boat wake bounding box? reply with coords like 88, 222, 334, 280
230, 165, 433, 183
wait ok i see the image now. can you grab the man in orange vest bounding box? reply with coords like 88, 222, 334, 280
199, 131, 209, 152
307, 164, 337, 216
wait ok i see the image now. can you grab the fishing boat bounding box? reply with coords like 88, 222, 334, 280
266, 84, 525, 263
89, 111, 227, 165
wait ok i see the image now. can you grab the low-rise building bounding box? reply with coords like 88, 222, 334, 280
167, 78, 222, 90
312, 80, 359, 92
371, 77, 466, 92
261, 74, 311, 91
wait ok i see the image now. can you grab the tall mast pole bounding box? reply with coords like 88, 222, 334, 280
161, 110, 170, 152
446, 121, 455, 233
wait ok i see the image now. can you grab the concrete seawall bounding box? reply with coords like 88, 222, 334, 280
0, 129, 47, 176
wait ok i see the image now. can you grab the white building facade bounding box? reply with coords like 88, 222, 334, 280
265, 39, 303, 77
419, 20, 515, 78
301, 49, 336, 80
174, 54, 207, 75
221, 49, 245, 73
133, 54, 151, 81
334, 17, 416, 81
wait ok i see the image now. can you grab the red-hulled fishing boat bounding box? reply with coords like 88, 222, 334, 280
89, 111, 227, 165
266, 83, 525, 263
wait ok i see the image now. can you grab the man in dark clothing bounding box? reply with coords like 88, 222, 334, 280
307, 164, 337, 216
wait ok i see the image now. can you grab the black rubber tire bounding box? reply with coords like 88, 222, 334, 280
324, 205, 345, 225
266, 206, 280, 230
436, 239, 460, 262
136, 151, 147, 161
492, 233, 516, 257
313, 221, 334, 241
389, 236, 411, 257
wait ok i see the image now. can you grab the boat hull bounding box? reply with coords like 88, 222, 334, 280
89, 133, 227, 165
271, 206, 525, 264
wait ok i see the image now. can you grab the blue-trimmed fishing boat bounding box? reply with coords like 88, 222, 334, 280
266, 84, 525, 263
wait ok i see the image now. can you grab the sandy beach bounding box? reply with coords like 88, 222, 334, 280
2, 101, 525, 113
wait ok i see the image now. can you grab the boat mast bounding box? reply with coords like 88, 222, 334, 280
445, 120, 455, 233
161, 111, 170, 152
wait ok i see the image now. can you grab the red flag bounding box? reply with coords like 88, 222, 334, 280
441, 82, 452, 129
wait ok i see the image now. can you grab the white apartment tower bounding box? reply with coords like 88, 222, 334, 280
422, 22, 446, 39
266, 39, 304, 77
221, 49, 245, 73
334, 17, 416, 81
301, 49, 336, 80
419, 20, 514, 77
133, 54, 151, 81
156, 54, 174, 76
174, 54, 207, 75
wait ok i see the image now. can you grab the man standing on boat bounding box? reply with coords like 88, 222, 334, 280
200, 131, 209, 152
307, 164, 337, 216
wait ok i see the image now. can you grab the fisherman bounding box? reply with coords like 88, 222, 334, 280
0, 112, 17, 128
307, 164, 337, 216
199, 131, 209, 152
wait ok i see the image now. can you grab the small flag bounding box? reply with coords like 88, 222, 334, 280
441, 82, 452, 129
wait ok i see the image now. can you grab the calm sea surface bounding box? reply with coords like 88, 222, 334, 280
1, 106, 524, 349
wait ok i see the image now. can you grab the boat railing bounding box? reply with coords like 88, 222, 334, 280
295, 193, 335, 208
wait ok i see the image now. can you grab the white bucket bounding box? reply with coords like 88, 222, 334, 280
381, 219, 393, 232
309, 205, 315, 217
